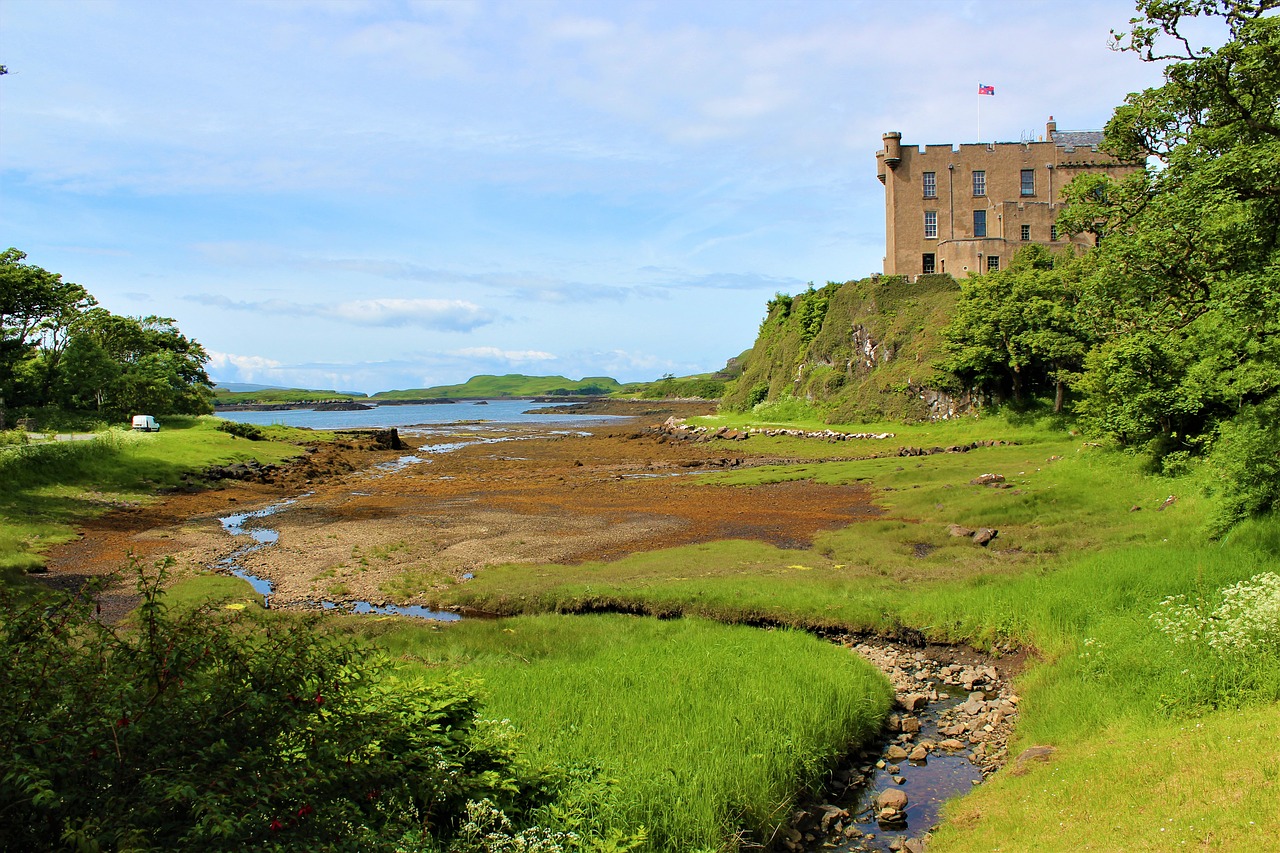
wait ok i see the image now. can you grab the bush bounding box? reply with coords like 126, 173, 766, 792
0, 561, 544, 851
216, 419, 266, 440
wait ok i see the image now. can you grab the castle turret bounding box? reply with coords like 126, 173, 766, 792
882, 131, 902, 169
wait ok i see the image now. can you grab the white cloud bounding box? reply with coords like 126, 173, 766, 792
187, 294, 495, 331
452, 347, 557, 363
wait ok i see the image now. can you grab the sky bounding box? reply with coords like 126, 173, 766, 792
0, 0, 1193, 395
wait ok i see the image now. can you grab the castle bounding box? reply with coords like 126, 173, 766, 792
875, 117, 1138, 278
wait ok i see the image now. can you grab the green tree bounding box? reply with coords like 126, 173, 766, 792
0, 248, 96, 423
57, 309, 214, 416
940, 247, 1090, 412
1058, 0, 1280, 526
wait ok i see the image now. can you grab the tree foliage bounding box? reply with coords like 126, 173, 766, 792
1058, 0, 1280, 527
0, 563, 543, 851
0, 249, 212, 424
940, 246, 1091, 412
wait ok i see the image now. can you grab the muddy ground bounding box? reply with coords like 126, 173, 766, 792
42, 403, 883, 617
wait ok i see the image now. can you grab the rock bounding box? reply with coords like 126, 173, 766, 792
1010, 744, 1057, 776
970, 473, 1005, 486
876, 787, 908, 811
904, 838, 928, 853
899, 693, 928, 712
1157, 494, 1177, 511
901, 715, 921, 733
1129, 504, 1142, 512
909, 745, 928, 762
947, 523, 975, 538
892, 774, 907, 785
971, 527, 999, 546
939, 738, 966, 750
819, 805, 848, 833
886, 744, 909, 761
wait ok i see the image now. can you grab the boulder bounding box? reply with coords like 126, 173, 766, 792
970, 473, 1005, 486
898, 693, 928, 712
886, 744, 909, 761
875, 787, 908, 811
971, 527, 999, 546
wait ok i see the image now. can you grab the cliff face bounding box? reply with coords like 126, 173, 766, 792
722, 274, 970, 422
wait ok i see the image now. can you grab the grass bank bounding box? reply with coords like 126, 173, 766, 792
0, 417, 311, 578
164, 574, 895, 852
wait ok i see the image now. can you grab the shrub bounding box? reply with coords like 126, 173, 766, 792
0, 561, 544, 851
216, 419, 266, 440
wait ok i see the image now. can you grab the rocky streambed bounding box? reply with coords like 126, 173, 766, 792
785, 638, 1021, 852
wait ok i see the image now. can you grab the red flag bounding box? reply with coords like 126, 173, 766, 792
978, 84, 995, 95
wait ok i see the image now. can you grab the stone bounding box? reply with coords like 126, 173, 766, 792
947, 523, 975, 537
875, 788, 909, 811
900, 716, 921, 733
899, 693, 928, 712
892, 774, 907, 785
970, 473, 1005, 486
971, 527, 999, 546
1010, 744, 1057, 776
904, 839, 928, 853
939, 738, 966, 750
886, 744, 909, 761
909, 745, 928, 762
819, 805, 847, 833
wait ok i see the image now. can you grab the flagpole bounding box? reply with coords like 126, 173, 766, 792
977, 88, 981, 143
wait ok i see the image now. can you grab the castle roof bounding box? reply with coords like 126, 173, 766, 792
1051, 129, 1106, 150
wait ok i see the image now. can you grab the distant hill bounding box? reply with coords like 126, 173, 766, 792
212, 387, 365, 405
371, 375, 624, 401
721, 274, 962, 422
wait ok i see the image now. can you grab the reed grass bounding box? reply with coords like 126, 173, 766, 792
361, 613, 893, 850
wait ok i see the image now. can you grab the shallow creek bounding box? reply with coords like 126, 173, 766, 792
210, 457, 1014, 852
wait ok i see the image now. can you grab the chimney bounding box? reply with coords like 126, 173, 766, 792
1046, 115, 1057, 140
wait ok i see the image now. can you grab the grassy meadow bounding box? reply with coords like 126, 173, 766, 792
6, 406, 1279, 849
0, 417, 311, 578
425, 410, 1280, 850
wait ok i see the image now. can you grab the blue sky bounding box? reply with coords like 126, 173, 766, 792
1, 0, 1186, 394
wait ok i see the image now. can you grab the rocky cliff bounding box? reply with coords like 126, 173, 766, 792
722, 274, 970, 422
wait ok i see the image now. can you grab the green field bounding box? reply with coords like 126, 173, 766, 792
5, 409, 1279, 850
0, 417, 312, 577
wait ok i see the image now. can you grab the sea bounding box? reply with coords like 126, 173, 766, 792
214, 399, 623, 432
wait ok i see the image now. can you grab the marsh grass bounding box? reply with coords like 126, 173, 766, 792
358, 613, 893, 850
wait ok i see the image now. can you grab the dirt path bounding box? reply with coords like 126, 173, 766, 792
41, 406, 881, 612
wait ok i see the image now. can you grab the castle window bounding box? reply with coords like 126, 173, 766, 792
973, 209, 987, 238
972, 170, 986, 196
1021, 169, 1036, 196
922, 253, 936, 275
1021, 224, 1031, 241
924, 211, 937, 239
1050, 224, 1059, 241
987, 255, 1000, 272
922, 171, 937, 198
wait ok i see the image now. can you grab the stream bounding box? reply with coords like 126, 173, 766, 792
210, 457, 1012, 852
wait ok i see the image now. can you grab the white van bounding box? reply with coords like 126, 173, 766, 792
131, 415, 161, 432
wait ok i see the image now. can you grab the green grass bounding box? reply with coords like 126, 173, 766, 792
0, 417, 310, 576
14, 403, 1280, 851
348, 612, 892, 850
